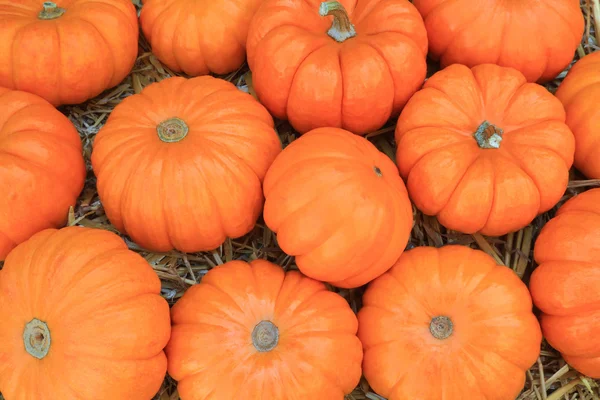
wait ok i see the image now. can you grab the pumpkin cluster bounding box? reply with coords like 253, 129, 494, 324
0, 0, 598, 399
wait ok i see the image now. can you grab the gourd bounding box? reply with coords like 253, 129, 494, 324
396, 63, 575, 236
166, 259, 363, 399
0, 227, 171, 399
91, 76, 282, 253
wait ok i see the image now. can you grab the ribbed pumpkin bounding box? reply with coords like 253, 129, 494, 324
530, 188, 600, 378
555, 52, 600, 179
263, 127, 413, 288
91, 76, 281, 253
0, 0, 138, 106
358, 245, 542, 399
0, 227, 171, 399
246, 0, 428, 134
140, 0, 264, 76
396, 63, 575, 236
413, 0, 584, 83
0, 88, 85, 261
167, 259, 363, 399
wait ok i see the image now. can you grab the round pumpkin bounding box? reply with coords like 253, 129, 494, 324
413, 0, 584, 83
555, 52, 600, 179
0, 87, 85, 261
0, 0, 138, 106
246, 0, 428, 134
358, 245, 542, 399
140, 0, 263, 76
91, 76, 282, 253
530, 188, 600, 378
167, 259, 363, 399
0, 227, 171, 399
395, 63, 575, 236
263, 127, 413, 288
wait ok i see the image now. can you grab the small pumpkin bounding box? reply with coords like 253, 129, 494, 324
395, 63, 575, 236
358, 245, 542, 399
167, 259, 363, 399
530, 188, 600, 378
0, 227, 171, 399
0, 0, 138, 106
263, 127, 413, 288
0, 88, 85, 261
140, 0, 264, 76
555, 52, 600, 179
246, 0, 428, 134
413, 0, 584, 83
91, 76, 282, 253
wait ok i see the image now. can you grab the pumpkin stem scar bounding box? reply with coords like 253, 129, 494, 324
23, 318, 51, 359
157, 117, 189, 143
473, 120, 503, 149
319, 1, 356, 42
373, 166, 382, 177
38, 2, 66, 19
429, 316, 453, 340
252, 320, 279, 352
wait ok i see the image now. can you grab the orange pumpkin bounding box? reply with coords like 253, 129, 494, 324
530, 188, 600, 378
246, 0, 428, 134
0, 227, 171, 399
263, 127, 413, 288
0, 88, 85, 261
91, 76, 282, 253
413, 0, 583, 83
358, 245, 542, 399
395, 63, 575, 236
140, 0, 263, 76
167, 259, 363, 399
0, 0, 138, 106
555, 52, 600, 179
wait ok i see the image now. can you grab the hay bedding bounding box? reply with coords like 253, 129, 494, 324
1, 0, 600, 399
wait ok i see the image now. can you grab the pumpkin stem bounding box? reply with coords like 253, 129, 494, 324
252, 320, 279, 352
319, 1, 356, 42
473, 121, 503, 149
157, 117, 189, 143
38, 2, 66, 19
429, 316, 453, 340
23, 318, 51, 359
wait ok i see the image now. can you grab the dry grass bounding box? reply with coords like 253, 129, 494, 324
1, 1, 600, 399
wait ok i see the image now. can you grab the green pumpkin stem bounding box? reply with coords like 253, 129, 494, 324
157, 117, 189, 143
23, 318, 51, 359
473, 121, 503, 149
38, 2, 66, 19
319, 1, 356, 42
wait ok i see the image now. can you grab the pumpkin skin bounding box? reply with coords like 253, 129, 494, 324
0, 227, 171, 399
555, 52, 600, 179
167, 259, 363, 399
91, 76, 281, 253
263, 127, 413, 288
246, 0, 428, 134
358, 245, 542, 400
395, 64, 575, 236
530, 189, 600, 378
413, 0, 583, 83
140, 0, 263, 76
0, 0, 138, 106
0, 87, 85, 261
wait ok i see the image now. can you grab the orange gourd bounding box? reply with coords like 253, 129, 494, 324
91, 76, 282, 253
0, 227, 171, 399
140, 0, 264, 76
413, 0, 584, 83
0, 0, 138, 106
246, 0, 428, 134
166, 259, 363, 399
263, 127, 413, 288
555, 52, 600, 179
396, 63, 575, 236
530, 188, 600, 378
358, 245, 542, 399
0, 88, 85, 261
